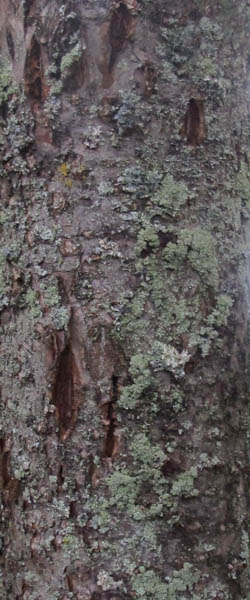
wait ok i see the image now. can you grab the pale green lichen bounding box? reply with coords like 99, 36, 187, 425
118, 353, 153, 410
60, 41, 84, 80
236, 163, 250, 207
107, 433, 169, 519
25, 289, 41, 320
136, 223, 160, 254
40, 282, 60, 308
171, 467, 199, 497
132, 562, 200, 600
0, 253, 9, 311
164, 228, 219, 290
50, 307, 70, 330
166, 386, 185, 413
97, 570, 122, 591
84, 125, 103, 149
151, 174, 193, 217
189, 294, 233, 356
206, 294, 233, 327
240, 530, 249, 562
107, 470, 139, 510
150, 341, 191, 378
131, 433, 165, 470
0, 60, 18, 109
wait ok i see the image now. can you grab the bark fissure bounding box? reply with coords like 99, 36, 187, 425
183, 98, 206, 146
109, 3, 133, 72
104, 375, 119, 458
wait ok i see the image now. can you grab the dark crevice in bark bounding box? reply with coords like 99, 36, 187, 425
0, 439, 10, 488
161, 455, 184, 479
49, 3, 83, 90
52, 343, 74, 440
69, 500, 77, 518
6, 29, 15, 60
104, 375, 119, 458
109, 3, 133, 72
183, 98, 206, 146
23, 0, 35, 29
0, 100, 8, 121
0, 440, 20, 506
67, 574, 74, 593
24, 36, 43, 104
57, 464, 65, 493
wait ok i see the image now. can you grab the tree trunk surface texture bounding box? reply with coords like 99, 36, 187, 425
0, 1, 250, 599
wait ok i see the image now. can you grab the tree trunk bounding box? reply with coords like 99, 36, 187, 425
1, 1, 250, 598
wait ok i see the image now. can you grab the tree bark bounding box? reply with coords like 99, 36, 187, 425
1, 1, 250, 598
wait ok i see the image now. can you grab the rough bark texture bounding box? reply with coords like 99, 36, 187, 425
1, 1, 250, 598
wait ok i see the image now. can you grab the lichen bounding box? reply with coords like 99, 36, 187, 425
118, 353, 153, 410
131, 562, 200, 600
0, 253, 9, 311
50, 307, 70, 330
25, 289, 41, 320
163, 228, 219, 290
151, 174, 192, 217
171, 467, 199, 497
60, 41, 84, 80
40, 281, 60, 308
136, 224, 160, 254
150, 342, 191, 378
0, 60, 18, 110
